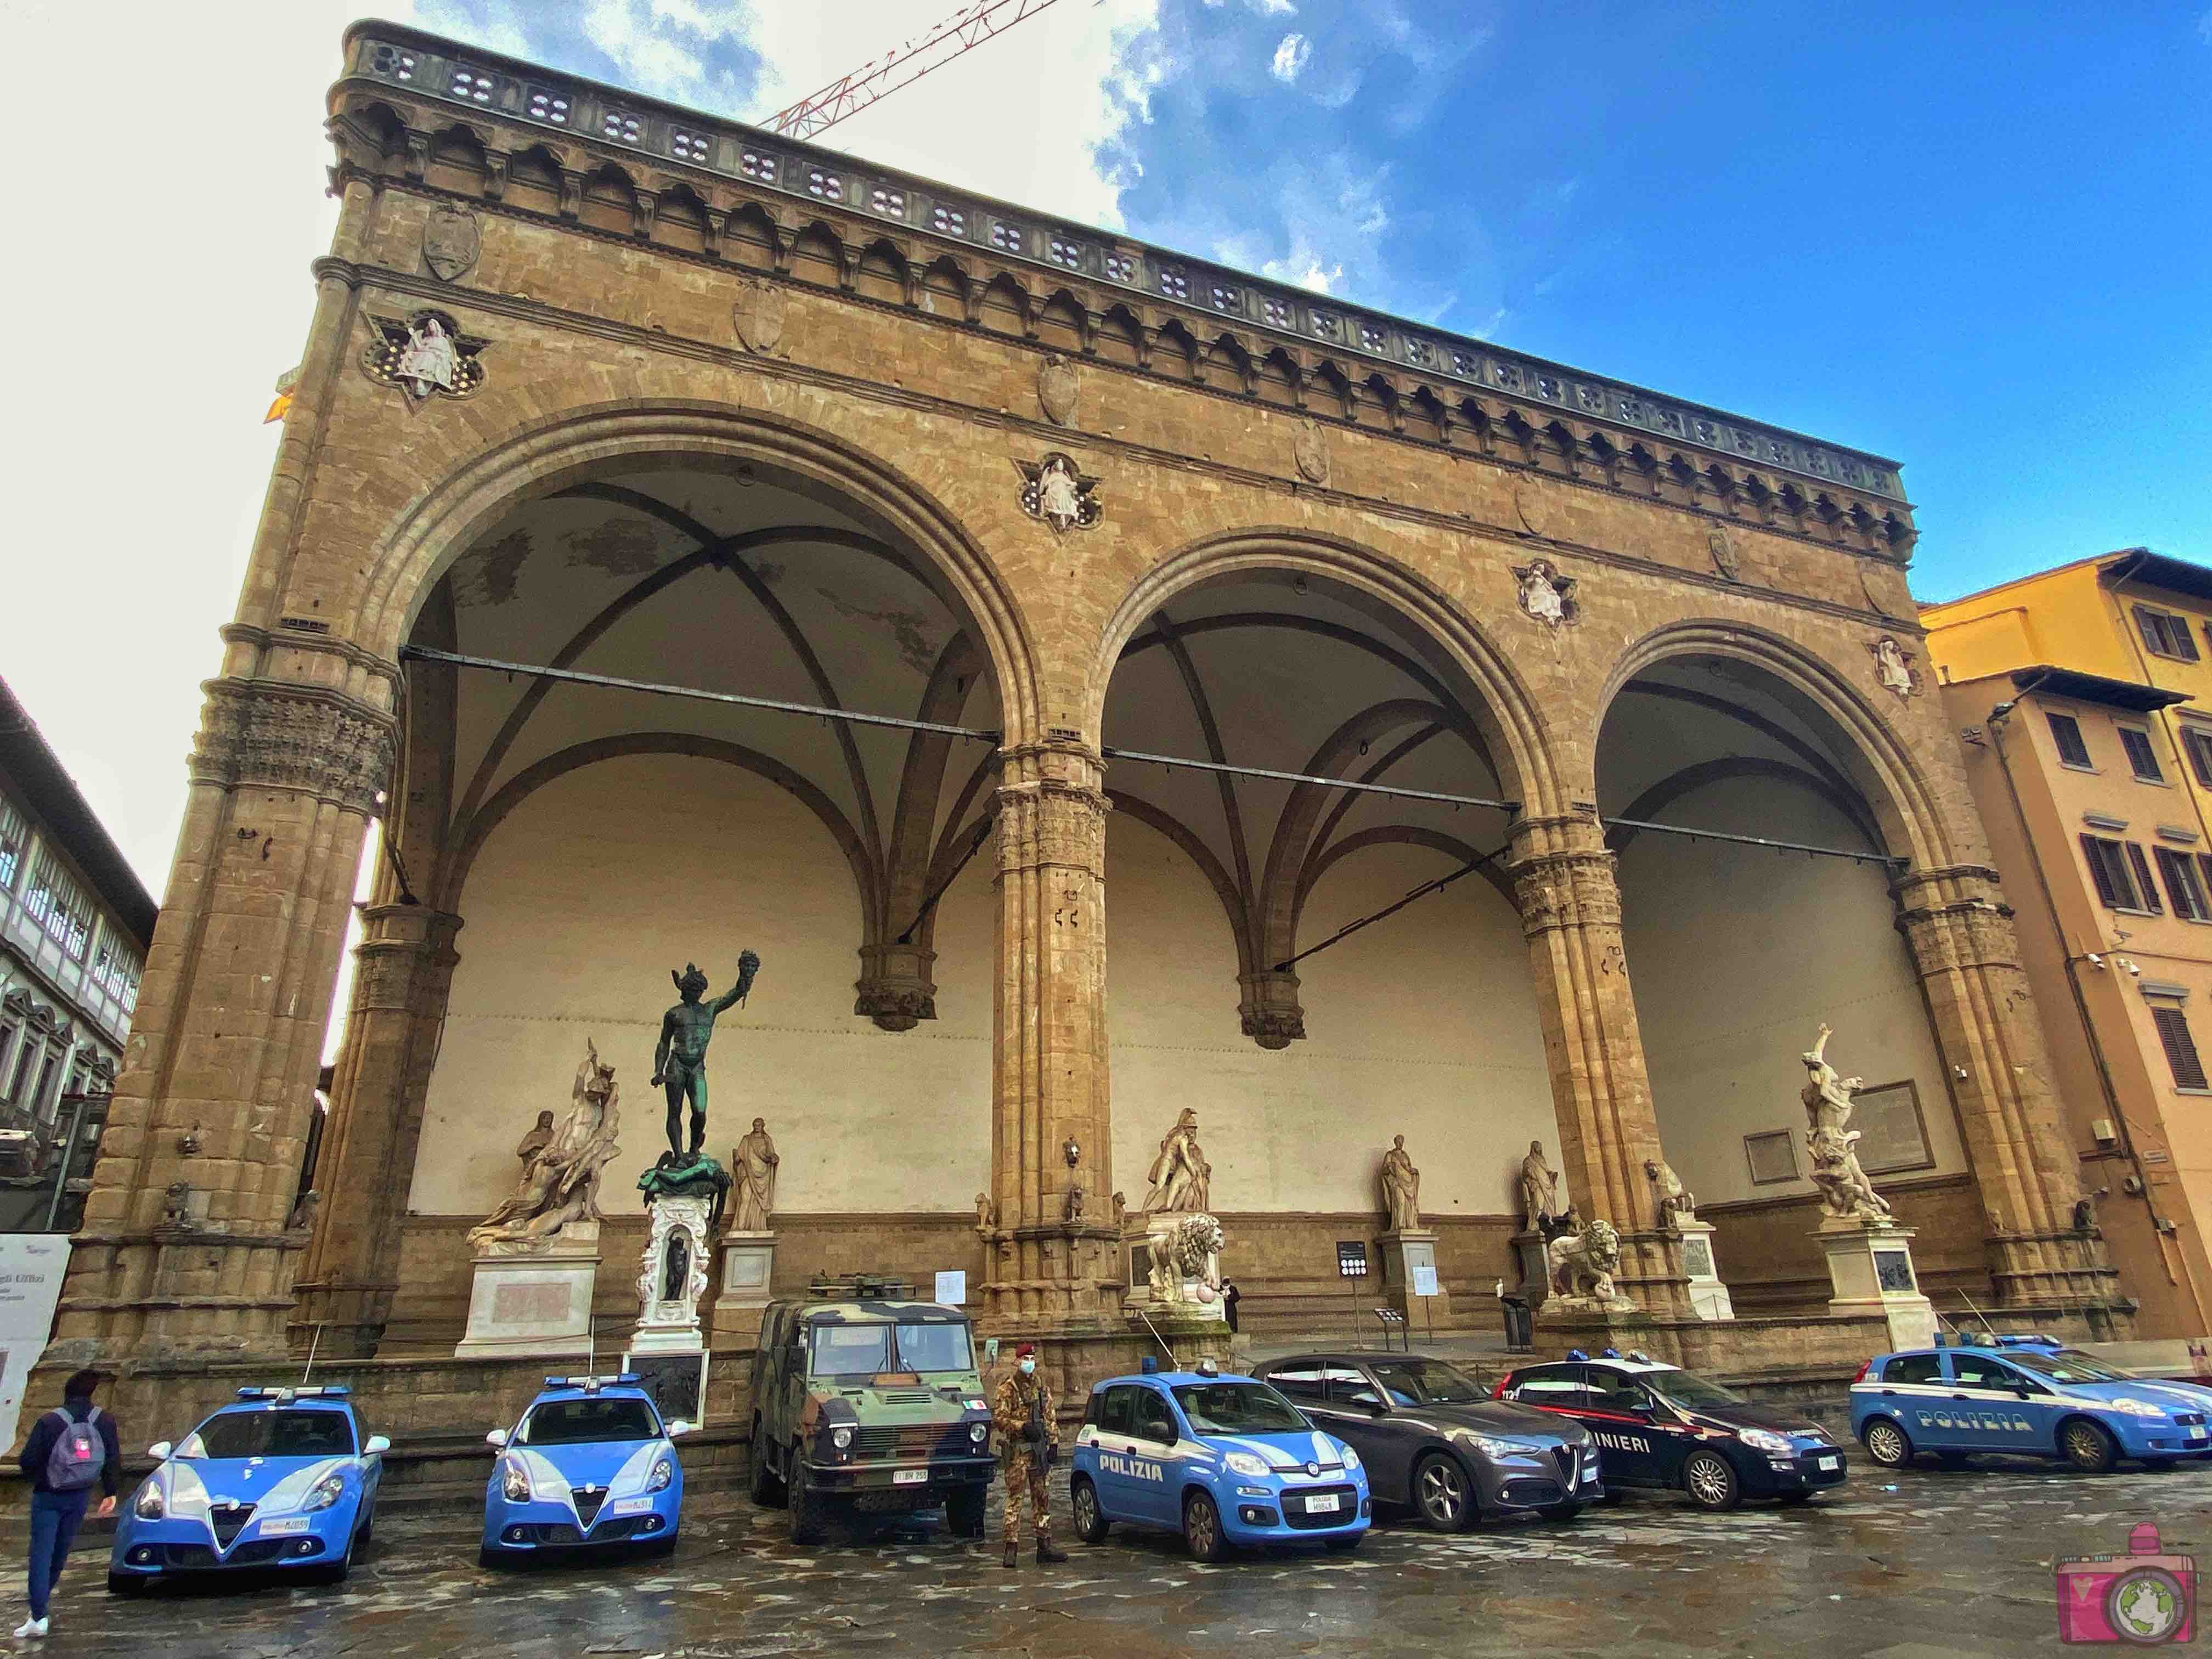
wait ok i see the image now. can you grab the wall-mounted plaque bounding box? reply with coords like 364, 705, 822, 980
1874, 1251, 1916, 1293
1854, 1079, 1935, 1175
1745, 1128, 1798, 1186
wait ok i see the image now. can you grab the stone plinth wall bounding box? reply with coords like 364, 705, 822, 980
1705, 1172, 1986, 1316
1214, 1211, 1520, 1336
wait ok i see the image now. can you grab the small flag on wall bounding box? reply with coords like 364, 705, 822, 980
264, 365, 301, 424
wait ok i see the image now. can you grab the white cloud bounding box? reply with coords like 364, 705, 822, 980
1250, 0, 1299, 14
1269, 32, 1312, 84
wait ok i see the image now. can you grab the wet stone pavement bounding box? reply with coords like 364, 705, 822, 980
7, 1461, 2209, 1657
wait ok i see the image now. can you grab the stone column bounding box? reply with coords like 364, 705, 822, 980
986, 738, 1121, 1330
1509, 814, 1689, 1316
289, 901, 463, 1357
43, 667, 396, 1371
1891, 865, 2125, 1314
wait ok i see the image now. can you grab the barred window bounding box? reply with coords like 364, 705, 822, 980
2047, 713, 2094, 769
2152, 1003, 2209, 1091
2119, 727, 2165, 783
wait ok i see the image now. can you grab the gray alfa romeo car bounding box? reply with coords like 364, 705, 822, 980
1255, 1353, 1600, 1530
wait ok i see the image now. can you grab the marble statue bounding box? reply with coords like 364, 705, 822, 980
1380, 1134, 1421, 1231
1143, 1107, 1212, 1213
1643, 1157, 1696, 1230
515, 1109, 555, 1166
1874, 636, 1915, 697
652, 952, 761, 1163
1800, 1024, 1896, 1226
1037, 455, 1082, 529
1064, 1184, 1087, 1226
395, 314, 458, 396
470, 1040, 623, 1251
729, 1115, 778, 1231
1111, 1190, 1127, 1230
1547, 1216, 1632, 1310
1146, 1213, 1226, 1306
974, 1192, 996, 1237
1519, 1139, 1561, 1232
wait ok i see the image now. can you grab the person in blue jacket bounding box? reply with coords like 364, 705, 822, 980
16, 1369, 122, 1639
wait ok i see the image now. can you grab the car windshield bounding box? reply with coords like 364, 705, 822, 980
518, 1397, 661, 1446
1367, 1358, 1488, 1406
808, 1320, 975, 1377
1639, 1369, 1745, 1409
184, 1409, 354, 1460
1171, 1382, 1307, 1434
2007, 1349, 2136, 1384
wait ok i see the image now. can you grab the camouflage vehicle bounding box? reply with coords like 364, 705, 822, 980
746, 1274, 996, 1543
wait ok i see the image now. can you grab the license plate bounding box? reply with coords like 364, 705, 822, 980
893, 1468, 928, 1485
1816, 1455, 1840, 1471
257, 1517, 309, 1536
607, 1497, 651, 1516
1304, 1492, 1340, 1514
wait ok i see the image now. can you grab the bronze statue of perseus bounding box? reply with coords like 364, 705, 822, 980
652, 952, 761, 1163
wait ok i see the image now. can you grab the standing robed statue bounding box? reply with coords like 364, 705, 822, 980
652, 952, 761, 1165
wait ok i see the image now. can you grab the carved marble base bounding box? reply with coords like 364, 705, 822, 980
711, 1230, 777, 1347
1674, 1220, 1735, 1321
632, 1195, 713, 1356
1120, 1214, 1226, 1322
1817, 1218, 1936, 1351
455, 1224, 600, 1359
1378, 1227, 1450, 1328
620, 1348, 710, 1429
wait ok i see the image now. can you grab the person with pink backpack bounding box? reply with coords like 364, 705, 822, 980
14, 1369, 121, 1639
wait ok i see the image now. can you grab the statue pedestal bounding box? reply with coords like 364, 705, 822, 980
454, 1223, 600, 1360
1816, 1219, 1936, 1350
711, 1229, 777, 1346
1510, 1229, 1551, 1311
1121, 1214, 1227, 1325
630, 1194, 713, 1356
1674, 1220, 1734, 1321
1378, 1227, 1449, 1330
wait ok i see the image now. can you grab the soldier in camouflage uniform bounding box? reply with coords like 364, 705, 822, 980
991, 1342, 1067, 1567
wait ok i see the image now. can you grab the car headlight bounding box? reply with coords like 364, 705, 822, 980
648, 1457, 674, 1493
2109, 1397, 2169, 1419
1455, 1431, 1529, 1460
133, 1482, 164, 1520
831, 1425, 854, 1451
969, 1422, 989, 1444
1222, 1451, 1271, 1480
501, 1459, 532, 1502
1739, 1428, 1796, 1456
301, 1472, 347, 1513
1338, 1442, 1361, 1471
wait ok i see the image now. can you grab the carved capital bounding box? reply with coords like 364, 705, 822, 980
994, 740, 1110, 879
853, 940, 938, 1032
352, 905, 463, 1012
1238, 969, 1306, 1049
189, 681, 398, 815
1508, 848, 1623, 939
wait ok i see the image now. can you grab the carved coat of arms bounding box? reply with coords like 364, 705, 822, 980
1869, 636, 1922, 698
731, 280, 786, 354
422, 206, 480, 282
1017, 453, 1102, 533
362, 311, 486, 404
1707, 524, 1741, 582
1037, 354, 1079, 426
1293, 417, 1329, 485
1512, 558, 1579, 627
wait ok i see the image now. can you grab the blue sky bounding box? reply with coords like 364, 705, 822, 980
4, 0, 2208, 887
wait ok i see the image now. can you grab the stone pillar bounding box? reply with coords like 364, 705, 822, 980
290, 901, 463, 1356
1509, 814, 1688, 1316
1891, 865, 2126, 1316
44, 668, 397, 1370
986, 738, 1121, 1330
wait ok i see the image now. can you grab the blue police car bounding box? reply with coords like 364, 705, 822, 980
1070, 1361, 1370, 1560
482, 1375, 690, 1565
109, 1385, 387, 1593
1850, 1335, 2212, 1473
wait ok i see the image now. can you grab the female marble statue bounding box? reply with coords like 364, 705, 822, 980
730, 1116, 778, 1232
470, 1041, 623, 1250
396, 315, 458, 395
1380, 1135, 1421, 1231
1143, 1107, 1212, 1213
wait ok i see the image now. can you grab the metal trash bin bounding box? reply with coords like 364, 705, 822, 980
1500, 1294, 1533, 1352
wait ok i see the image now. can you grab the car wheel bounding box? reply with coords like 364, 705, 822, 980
789, 1459, 827, 1546
947, 1486, 989, 1539
1412, 1453, 1471, 1532
749, 1419, 787, 1508
1182, 1491, 1231, 1563
1861, 1417, 1913, 1468
1071, 1476, 1110, 1544
1538, 1502, 1581, 1522
2060, 1417, 2118, 1474
1683, 1451, 1741, 1512
106, 1571, 145, 1597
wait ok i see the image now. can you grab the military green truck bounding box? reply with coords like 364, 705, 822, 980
746, 1275, 997, 1543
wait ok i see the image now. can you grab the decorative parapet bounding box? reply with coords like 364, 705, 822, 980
334, 22, 1908, 521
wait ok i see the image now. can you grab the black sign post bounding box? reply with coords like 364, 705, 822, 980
1337, 1240, 1369, 1343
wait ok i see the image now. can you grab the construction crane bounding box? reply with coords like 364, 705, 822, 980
764, 0, 1066, 140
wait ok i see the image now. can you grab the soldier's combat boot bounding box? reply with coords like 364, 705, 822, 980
1036, 1535, 1069, 1565
1002, 1540, 1019, 1569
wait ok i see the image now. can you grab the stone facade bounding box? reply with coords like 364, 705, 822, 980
42, 24, 2132, 1403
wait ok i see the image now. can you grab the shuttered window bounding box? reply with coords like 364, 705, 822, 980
2119, 727, 2165, 783
2156, 848, 2211, 921
2081, 836, 2136, 907
2136, 605, 2201, 662
2128, 843, 2164, 913
2048, 713, 2094, 768
2152, 1004, 2210, 1091
2186, 728, 2212, 789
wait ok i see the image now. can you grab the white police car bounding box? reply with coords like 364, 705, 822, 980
1070, 1361, 1370, 1561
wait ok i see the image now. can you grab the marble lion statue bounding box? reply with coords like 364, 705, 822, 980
1547, 1217, 1626, 1304
1149, 1213, 1226, 1302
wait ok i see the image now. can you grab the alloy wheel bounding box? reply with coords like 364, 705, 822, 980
1415, 1456, 1468, 1530
1865, 1420, 1909, 1466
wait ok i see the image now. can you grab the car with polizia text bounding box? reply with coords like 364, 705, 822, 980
1850, 1333, 2212, 1472
1071, 1360, 1371, 1560
746, 1277, 996, 1544
1254, 1351, 1599, 1530
1495, 1350, 1846, 1511
109, 1385, 387, 1593
481, 1374, 689, 1564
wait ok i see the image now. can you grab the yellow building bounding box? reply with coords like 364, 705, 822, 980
1926, 551, 2212, 1340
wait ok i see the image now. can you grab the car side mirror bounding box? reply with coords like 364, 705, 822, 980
363, 1435, 391, 1457
665, 1420, 693, 1438
1625, 1398, 1657, 1417
485, 1429, 508, 1448
146, 1441, 173, 1462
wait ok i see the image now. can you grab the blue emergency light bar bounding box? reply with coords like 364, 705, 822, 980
235, 1385, 351, 1401
543, 1373, 642, 1391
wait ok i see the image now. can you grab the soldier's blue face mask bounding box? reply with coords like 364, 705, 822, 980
1019, 1359, 1036, 1375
